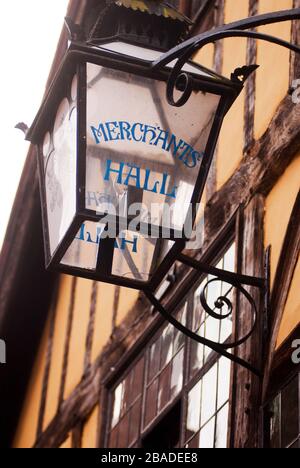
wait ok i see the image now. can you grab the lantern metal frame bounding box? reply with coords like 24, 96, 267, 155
25, 8, 300, 377
28, 41, 243, 289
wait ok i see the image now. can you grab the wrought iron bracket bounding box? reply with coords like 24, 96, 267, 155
144, 247, 271, 378
140, 8, 300, 378
152, 8, 300, 107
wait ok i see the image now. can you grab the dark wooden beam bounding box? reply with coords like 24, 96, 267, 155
58, 277, 77, 407
206, 0, 225, 201
244, 0, 258, 154
37, 284, 59, 438
190, 0, 214, 34
84, 281, 98, 373
111, 286, 121, 335
72, 422, 83, 449
291, 0, 300, 81
214, 0, 225, 75
231, 195, 265, 448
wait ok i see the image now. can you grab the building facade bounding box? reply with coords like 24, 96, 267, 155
0, 0, 299, 449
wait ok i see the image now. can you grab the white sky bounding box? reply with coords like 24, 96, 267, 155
0, 0, 69, 249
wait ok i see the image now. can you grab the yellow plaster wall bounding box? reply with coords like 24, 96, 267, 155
116, 287, 140, 326
265, 154, 300, 287
277, 256, 300, 348
43, 275, 73, 429
13, 318, 50, 448
255, 0, 293, 140
217, 0, 249, 189
91, 282, 115, 363
64, 278, 93, 400
193, 43, 214, 70
81, 406, 99, 449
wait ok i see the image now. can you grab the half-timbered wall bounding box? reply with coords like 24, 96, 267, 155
13, 0, 300, 448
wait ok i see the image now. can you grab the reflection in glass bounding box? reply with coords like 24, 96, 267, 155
199, 418, 215, 449
193, 281, 206, 332
61, 221, 105, 270
170, 349, 184, 399
44, 76, 77, 255
269, 394, 281, 449
122, 372, 132, 415
86, 63, 221, 233
148, 338, 161, 383
186, 381, 202, 438
220, 317, 233, 344
215, 404, 229, 448
173, 304, 187, 355
218, 358, 231, 409
112, 383, 123, 428
190, 340, 204, 378
158, 363, 172, 412
201, 364, 218, 426
160, 324, 174, 369
205, 316, 220, 345
223, 243, 236, 273
144, 378, 159, 428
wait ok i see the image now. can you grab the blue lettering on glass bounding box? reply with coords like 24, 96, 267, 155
119, 236, 138, 254
86, 191, 112, 207
104, 160, 125, 185
104, 160, 177, 199
124, 164, 141, 189
75, 224, 138, 253
90, 121, 205, 169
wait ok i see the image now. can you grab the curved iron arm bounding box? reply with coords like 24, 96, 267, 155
145, 290, 262, 378
166, 29, 300, 106
144, 249, 269, 378
152, 8, 300, 106
152, 8, 300, 70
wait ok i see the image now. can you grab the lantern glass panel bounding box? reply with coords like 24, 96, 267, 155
86, 62, 221, 234
61, 221, 105, 270
61, 220, 174, 281
95, 42, 221, 80
43, 75, 78, 255
112, 232, 174, 281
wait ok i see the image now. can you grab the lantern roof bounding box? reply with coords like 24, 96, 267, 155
112, 0, 192, 23
87, 0, 192, 50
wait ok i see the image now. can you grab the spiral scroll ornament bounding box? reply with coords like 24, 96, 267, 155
200, 278, 258, 350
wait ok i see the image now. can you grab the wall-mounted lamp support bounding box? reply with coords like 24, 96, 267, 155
144, 8, 300, 377
152, 8, 300, 108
